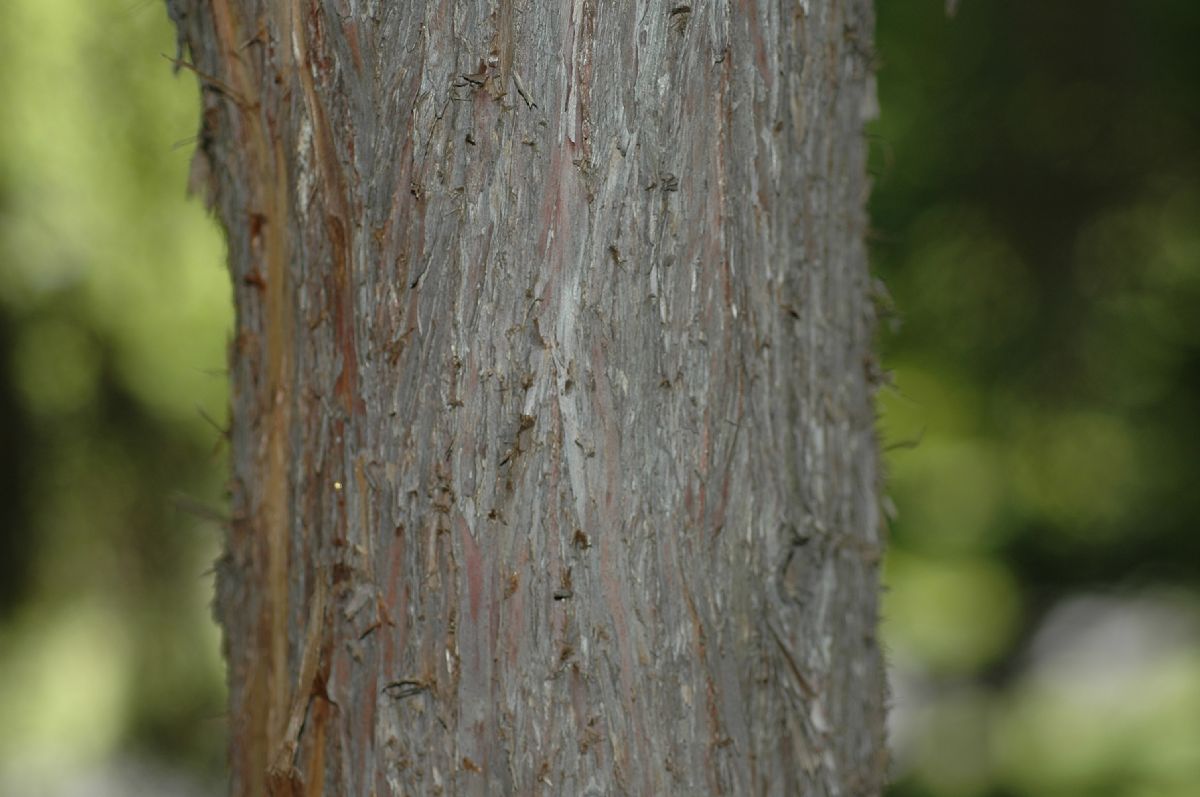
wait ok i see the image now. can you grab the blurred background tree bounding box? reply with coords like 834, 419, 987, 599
0, 1, 1196, 795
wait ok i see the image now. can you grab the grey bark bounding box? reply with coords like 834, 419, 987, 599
170, 1, 885, 794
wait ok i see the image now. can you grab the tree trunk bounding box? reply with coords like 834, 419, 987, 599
170, 0, 885, 793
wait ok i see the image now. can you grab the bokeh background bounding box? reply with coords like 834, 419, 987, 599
0, 1, 1197, 795
0, 1, 228, 794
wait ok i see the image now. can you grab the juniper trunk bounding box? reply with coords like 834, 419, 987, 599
169, 0, 886, 793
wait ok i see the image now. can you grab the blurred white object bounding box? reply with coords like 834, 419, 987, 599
1028, 593, 1200, 687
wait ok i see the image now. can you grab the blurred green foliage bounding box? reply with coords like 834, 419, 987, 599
0, 0, 229, 791
1, 1, 1198, 795
872, 2, 1200, 795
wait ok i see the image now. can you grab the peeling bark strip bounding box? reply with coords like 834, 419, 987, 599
172, 0, 885, 794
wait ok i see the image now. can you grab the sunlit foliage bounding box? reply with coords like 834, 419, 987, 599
0, 0, 228, 791
874, 3, 1200, 795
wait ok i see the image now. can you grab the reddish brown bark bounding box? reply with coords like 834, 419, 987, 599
171, 1, 887, 793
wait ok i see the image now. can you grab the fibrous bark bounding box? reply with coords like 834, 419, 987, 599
171, 0, 885, 794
